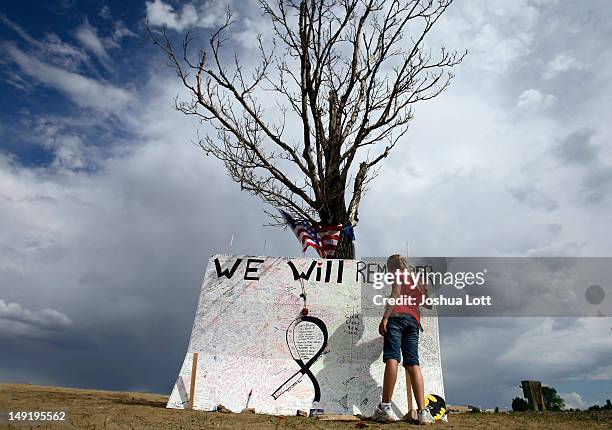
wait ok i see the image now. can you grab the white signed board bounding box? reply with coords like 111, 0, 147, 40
167, 255, 444, 416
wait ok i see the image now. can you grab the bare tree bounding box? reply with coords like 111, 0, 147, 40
149, 0, 465, 258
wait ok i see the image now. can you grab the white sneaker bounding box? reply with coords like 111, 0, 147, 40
371, 403, 399, 423
418, 408, 435, 425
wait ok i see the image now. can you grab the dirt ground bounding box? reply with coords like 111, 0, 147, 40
1, 383, 610, 430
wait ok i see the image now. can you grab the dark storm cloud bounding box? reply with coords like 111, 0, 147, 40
0, 320, 187, 392
0, 140, 285, 391
0, 58, 292, 392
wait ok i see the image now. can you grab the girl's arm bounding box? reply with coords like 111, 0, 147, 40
379, 281, 401, 336
383, 281, 402, 319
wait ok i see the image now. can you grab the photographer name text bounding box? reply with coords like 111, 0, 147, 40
373, 294, 492, 307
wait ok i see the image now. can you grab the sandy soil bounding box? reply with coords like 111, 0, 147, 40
1, 383, 610, 429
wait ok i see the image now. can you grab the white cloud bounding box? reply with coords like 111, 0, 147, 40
41, 32, 90, 70
146, 0, 200, 31
145, 0, 230, 31
113, 21, 137, 41
470, 23, 533, 74
544, 53, 583, 79
436, 0, 539, 77
28, 116, 88, 171
561, 391, 586, 409
4, 44, 131, 113
52, 135, 86, 171
99, 5, 111, 20
3, 69, 29, 92
74, 19, 117, 69
516, 89, 557, 109
1, 13, 89, 71
0, 299, 71, 331
233, 16, 269, 50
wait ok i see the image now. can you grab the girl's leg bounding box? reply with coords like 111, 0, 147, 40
382, 359, 399, 403
406, 364, 426, 410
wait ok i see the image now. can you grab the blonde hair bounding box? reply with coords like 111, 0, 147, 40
386, 254, 412, 273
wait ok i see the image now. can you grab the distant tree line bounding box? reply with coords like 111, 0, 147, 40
512, 386, 612, 412
586, 399, 612, 411
511, 397, 529, 412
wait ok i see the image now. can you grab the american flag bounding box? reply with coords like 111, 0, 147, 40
280, 210, 343, 258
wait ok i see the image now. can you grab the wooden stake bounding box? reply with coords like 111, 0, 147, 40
188, 352, 199, 410
404, 369, 418, 421
406, 370, 414, 412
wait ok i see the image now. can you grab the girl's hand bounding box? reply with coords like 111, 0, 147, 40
379, 317, 388, 336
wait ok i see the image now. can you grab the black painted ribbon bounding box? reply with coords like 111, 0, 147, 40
271, 315, 328, 402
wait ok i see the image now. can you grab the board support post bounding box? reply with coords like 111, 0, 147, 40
188, 352, 199, 410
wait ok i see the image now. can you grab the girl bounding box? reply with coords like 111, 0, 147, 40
372, 254, 434, 424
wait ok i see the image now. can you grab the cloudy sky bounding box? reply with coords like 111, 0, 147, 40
1, 0, 611, 411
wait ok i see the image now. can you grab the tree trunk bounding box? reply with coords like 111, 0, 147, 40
334, 232, 354, 259
317, 170, 355, 260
